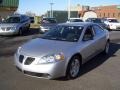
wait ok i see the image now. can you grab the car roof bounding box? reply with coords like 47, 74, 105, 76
59, 22, 94, 27
69, 18, 82, 20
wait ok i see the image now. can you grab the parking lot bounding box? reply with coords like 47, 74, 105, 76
0, 29, 120, 90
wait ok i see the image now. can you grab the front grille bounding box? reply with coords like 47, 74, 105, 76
6, 27, 11, 31
24, 57, 35, 65
1, 27, 5, 31
19, 55, 24, 63
1, 27, 11, 31
24, 71, 50, 78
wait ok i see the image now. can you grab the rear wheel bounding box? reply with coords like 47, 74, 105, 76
66, 56, 81, 79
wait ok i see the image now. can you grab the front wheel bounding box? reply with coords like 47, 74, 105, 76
66, 56, 81, 79
26, 24, 30, 30
18, 28, 22, 36
103, 41, 110, 55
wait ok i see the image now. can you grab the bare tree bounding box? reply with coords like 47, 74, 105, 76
25, 11, 36, 16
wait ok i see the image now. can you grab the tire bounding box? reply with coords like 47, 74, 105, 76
103, 41, 110, 55
27, 24, 30, 30
39, 29, 44, 34
108, 29, 112, 31
18, 28, 22, 36
66, 55, 81, 79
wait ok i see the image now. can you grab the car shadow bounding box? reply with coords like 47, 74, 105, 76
56, 43, 120, 81
0, 39, 28, 58
21, 28, 40, 36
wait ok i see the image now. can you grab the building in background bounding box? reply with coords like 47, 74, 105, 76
69, 4, 82, 12
69, 4, 90, 17
92, 5, 120, 20
78, 5, 97, 21
0, 0, 19, 19
44, 4, 91, 23
81, 11, 97, 21
45, 10, 78, 23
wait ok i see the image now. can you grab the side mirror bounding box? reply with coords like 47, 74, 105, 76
83, 34, 93, 41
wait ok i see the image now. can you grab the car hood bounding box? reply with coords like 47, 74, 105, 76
19, 38, 76, 57
0, 23, 19, 27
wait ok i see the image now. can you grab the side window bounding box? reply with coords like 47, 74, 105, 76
93, 25, 104, 34
23, 16, 27, 21
21, 16, 24, 23
83, 26, 94, 41
21, 16, 29, 23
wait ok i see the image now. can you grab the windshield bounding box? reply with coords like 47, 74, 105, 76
42, 18, 56, 24
40, 25, 83, 42
108, 19, 118, 23
91, 18, 102, 23
3, 17, 20, 23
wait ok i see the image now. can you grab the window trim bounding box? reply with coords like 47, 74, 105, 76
92, 24, 105, 35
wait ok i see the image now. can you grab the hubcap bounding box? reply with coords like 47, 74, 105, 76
70, 59, 80, 77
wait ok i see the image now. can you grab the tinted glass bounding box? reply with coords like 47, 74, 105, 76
91, 18, 102, 23
42, 18, 56, 23
108, 19, 118, 23
93, 25, 104, 34
41, 25, 83, 42
70, 19, 83, 22
3, 17, 20, 23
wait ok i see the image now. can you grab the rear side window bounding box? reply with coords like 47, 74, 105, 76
93, 25, 104, 34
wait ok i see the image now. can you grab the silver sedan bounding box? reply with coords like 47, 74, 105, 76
14, 22, 110, 79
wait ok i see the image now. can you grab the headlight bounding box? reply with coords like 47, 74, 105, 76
40, 26, 44, 29
17, 47, 21, 55
15, 47, 21, 58
37, 53, 65, 64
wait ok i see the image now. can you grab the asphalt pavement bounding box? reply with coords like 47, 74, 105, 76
0, 29, 120, 90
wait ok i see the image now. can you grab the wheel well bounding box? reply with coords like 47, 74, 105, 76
70, 53, 82, 65
19, 27, 22, 30
107, 39, 110, 42
65, 53, 82, 77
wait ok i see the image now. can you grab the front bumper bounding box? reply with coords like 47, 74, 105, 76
14, 54, 66, 79
0, 30, 18, 35
109, 25, 120, 30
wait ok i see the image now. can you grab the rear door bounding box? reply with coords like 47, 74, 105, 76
81, 25, 97, 63
92, 25, 107, 52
